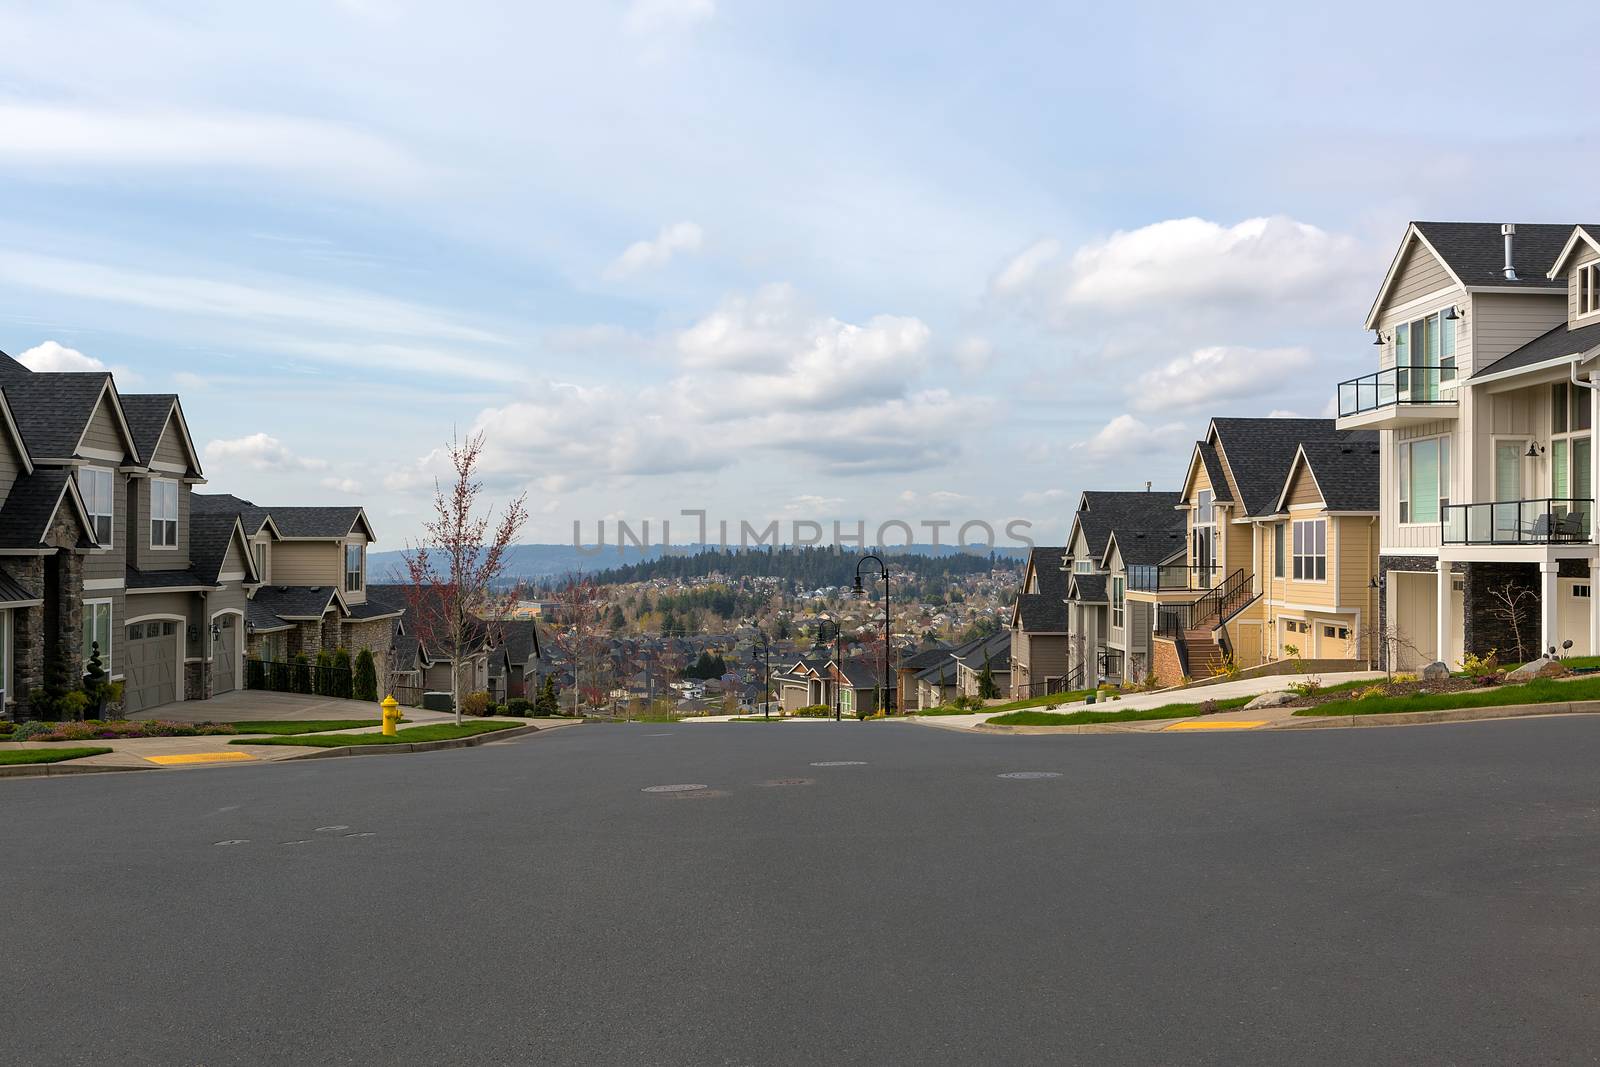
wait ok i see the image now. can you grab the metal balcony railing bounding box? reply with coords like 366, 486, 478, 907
1441, 498, 1594, 545
1336, 364, 1457, 418
1126, 562, 1218, 592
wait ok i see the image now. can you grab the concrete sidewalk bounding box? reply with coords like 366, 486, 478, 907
909, 671, 1384, 730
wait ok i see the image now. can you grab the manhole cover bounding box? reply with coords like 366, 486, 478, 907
759, 777, 814, 787
810, 761, 867, 767
214, 839, 249, 846
642, 784, 709, 793
314, 824, 349, 832
997, 771, 1061, 780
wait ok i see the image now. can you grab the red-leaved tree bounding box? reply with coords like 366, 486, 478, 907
401, 432, 527, 725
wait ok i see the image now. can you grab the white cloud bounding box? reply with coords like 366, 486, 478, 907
0, 102, 430, 192
1130, 345, 1313, 413
990, 238, 1061, 296
204, 433, 327, 472
1019, 488, 1069, 506
624, 0, 714, 34
16, 340, 106, 373
603, 221, 704, 280
320, 476, 362, 494
1070, 414, 1192, 459
952, 336, 994, 374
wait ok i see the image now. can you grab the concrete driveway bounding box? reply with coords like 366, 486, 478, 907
128, 689, 415, 723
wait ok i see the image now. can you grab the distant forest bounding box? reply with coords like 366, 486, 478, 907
587, 546, 1021, 588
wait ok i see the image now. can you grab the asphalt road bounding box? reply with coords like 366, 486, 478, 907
5, 718, 1600, 1065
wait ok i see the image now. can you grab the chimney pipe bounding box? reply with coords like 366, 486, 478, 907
1145, 481, 1152, 492
1502, 223, 1518, 281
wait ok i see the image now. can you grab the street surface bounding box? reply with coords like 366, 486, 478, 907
5, 719, 1599, 1064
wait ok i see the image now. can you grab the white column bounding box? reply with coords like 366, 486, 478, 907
1540, 560, 1560, 660
1435, 565, 1451, 667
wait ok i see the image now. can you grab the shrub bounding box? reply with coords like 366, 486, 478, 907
1357, 684, 1388, 701
1287, 677, 1323, 699
314, 650, 334, 695
1460, 649, 1499, 676
953, 694, 985, 711
333, 648, 353, 699
0, 721, 13, 736
57, 691, 90, 721
792, 703, 833, 718
353, 648, 378, 702
460, 690, 492, 717
10, 720, 57, 741
293, 653, 313, 694
1212, 655, 1242, 681
506, 697, 534, 715
1392, 672, 1418, 684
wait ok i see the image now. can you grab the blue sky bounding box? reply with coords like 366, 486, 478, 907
2, 1, 1597, 549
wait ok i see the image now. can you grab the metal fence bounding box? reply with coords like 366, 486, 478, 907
245, 658, 356, 699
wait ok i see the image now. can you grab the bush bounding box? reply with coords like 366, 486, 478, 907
1357, 685, 1388, 701
314, 650, 334, 695
353, 648, 378, 702
0, 721, 13, 736
952, 694, 984, 711
1460, 649, 1500, 676
10, 720, 57, 741
1392, 672, 1418, 684
333, 648, 353, 699
1287, 677, 1323, 699
461, 691, 492, 717
506, 697, 534, 715
792, 703, 833, 718
12, 719, 238, 742
293, 653, 313, 694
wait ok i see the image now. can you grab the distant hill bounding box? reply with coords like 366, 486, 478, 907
366, 542, 1030, 584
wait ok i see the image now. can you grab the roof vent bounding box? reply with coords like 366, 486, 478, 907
1502, 223, 1518, 281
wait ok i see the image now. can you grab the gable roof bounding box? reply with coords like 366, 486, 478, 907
898, 645, 953, 671
1367, 222, 1574, 329
263, 506, 375, 541
1103, 518, 1186, 568
1011, 546, 1068, 633
1273, 432, 1380, 514
1547, 225, 1600, 279
0, 470, 96, 549
1066, 571, 1107, 604
189, 512, 258, 585
1470, 320, 1600, 382
121, 394, 202, 474
953, 630, 1010, 673
1069, 490, 1183, 562
191, 493, 280, 538
1208, 418, 1347, 518
2, 374, 134, 460
250, 585, 347, 621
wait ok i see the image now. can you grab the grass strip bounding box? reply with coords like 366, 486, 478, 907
987, 696, 1255, 726
230, 720, 521, 747
226, 720, 387, 735
1295, 675, 1600, 716
0, 746, 113, 766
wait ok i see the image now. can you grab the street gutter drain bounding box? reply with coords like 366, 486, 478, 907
642, 784, 709, 793
998, 772, 1062, 780
810, 761, 867, 767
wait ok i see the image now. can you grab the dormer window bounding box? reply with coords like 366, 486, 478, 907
1579, 263, 1600, 318
1073, 560, 1094, 574
78, 468, 113, 546
345, 543, 364, 592
150, 479, 178, 548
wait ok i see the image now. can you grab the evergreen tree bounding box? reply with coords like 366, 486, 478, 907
978, 651, 1000, 700
353, 648, 378, 701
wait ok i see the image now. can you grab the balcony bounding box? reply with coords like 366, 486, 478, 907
1334, 365, 1458, 430
1126, 562, 1217, 593
1442, 498, 1594, 546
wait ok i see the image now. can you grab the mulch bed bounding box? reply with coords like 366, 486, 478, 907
1282, 676, 1501, 709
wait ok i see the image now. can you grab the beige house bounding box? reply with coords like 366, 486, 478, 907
1064, 490, 1183, 686
1008, 546, 1068, 698
1335, 222, 1600, 668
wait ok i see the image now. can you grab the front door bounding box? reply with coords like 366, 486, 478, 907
1494, 441, 1525, 540
213, 615, 238, 694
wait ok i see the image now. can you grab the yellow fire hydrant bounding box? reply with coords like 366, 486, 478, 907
381, 695, 401, 737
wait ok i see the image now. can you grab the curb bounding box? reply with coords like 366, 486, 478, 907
0, 761, 154, 779
972, 722, 1146, 735
277, 719, 577, 760
1269, 700, 1600, 730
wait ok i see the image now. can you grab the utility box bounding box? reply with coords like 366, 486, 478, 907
422, 691, 454, 712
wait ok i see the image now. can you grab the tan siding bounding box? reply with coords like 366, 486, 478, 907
82, 472, 128, 582
78, 392, 125, 456
1283, 514, 1335, 608
0, 431, 22, 502
133, 479, 190, 572
272, 541, 340, 586
220, 537, 244, 576
152, 412, 190, 469
1389, 243, 1453, 308
1472, 292, 1566, 372
1285, 464, 1324, 507
1569, 244, 1599, 323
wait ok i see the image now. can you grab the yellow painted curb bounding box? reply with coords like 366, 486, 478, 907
1164, 720, 1268, 731
144, 751, 259, 765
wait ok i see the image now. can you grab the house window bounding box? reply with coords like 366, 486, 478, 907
1579, 263, 1600, 318
1292, 519, 1327, 581
1111, 575, 1125, 628
1575, 585, 1592, 599
150, 479, 179, 548
1551, 384, 1592, 530
78, 467, 114, 546
83, 600, 112, 670
1074, 560, 1093, 574
1392, 310, 1457, 400
1398, 436, 1451, 523
1273, 523, 1285, 579
1193, 489, 1216, 581
1322, 625, 1350, 640
252, 542, 267, 582
345, 543, 364, 592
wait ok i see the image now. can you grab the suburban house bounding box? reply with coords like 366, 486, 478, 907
776, 656, 832, 711
0, 354, 262, 717
487, 618, 542, 702
195, 496, 404, 686
1061, 490, 1183, 687
953, 629, 1010, 699
1099, 520, 1185, 686
896, 644, 952, 710
1335, 221, 1600, 668
910, 646, 964, 709
1008, 546, 1068, 699
365, 582, 494, 699
831, 658, 883, 716
1136, 418, 1375, 685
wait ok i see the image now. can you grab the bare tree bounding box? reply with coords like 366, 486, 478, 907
1370, 620, 1424, 682
550, 573, 609, 716
401, 432, 527, 725
1487, 581, 1539, 663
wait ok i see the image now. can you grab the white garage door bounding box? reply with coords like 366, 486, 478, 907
125, 621, 179, 714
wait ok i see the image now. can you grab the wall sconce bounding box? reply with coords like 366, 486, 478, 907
1372, 330, 1384, 346
1445, 306, 1462, 320
1526, 441, 1546, 458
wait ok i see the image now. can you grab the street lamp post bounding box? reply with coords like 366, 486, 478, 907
854, 554, 890, 718
757, 632, 771, 719
818, 618, 843, 721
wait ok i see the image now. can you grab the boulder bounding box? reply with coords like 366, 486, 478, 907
1244, 691, 1294, 710
1420, 661, 1450, 683
1506, 657, 1566, 682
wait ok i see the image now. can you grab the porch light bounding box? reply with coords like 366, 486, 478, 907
1445, 306, 1460, 320
1526, 441, 1544, 458
1372, 330, 1383, 346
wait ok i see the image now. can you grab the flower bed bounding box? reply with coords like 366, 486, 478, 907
10, 719, 238, 742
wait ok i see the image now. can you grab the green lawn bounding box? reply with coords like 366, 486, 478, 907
227, 719, 387, 735
987, 696, 1255, 727
230, 720, 522, 747
1295, 675, 1600, 717
919, 689, 1095, 716
0, 746, 112, 766
728, 716, 784, 722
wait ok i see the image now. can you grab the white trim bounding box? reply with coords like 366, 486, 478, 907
1470, 354, 1588, 388
82, 577, 124, 591
1374, 284, 1462, 329
1464, 284, 1564, 294
78, 446, 123, 463
1365, 226, 1468, 330
209, 607, 245, 691
69, 378, 139, 462
125, 612, 187, 703
1545, 226, 1600, 280
82, 597, 114, 673
77, 465, 115, 549
148, 460, 187, 474
218, 571, 247, 582
149, 477, 179, 550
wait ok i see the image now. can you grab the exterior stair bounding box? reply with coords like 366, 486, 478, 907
1182, 631, 1225, 676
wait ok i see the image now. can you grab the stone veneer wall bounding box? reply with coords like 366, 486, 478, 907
1151, 636, 1184, 687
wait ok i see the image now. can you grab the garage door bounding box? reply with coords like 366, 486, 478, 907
213, 615, 239, 695
125, 621, 179, 714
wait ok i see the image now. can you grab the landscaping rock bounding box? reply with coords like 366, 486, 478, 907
1244, 691, 1295, 710
1420, 661, 1450, 683
1506, 657, 1566, 682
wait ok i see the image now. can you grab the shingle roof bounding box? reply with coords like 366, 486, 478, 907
1067, 572, 1107, 604
1074, 491, 1184, 559
953, 630, 1011, 672
1471, 320, 1600, 381
391, 632, 423, 672
1413, 222, 1574, 290
1111, 518, 1187, 567
126, 566, 212, 590
0, 470, 87, 549
1014, 546, 1068, 633
347, 598, 404, 621
265, 506, 366, 539
1198, 442, 1232, 502
191, 493, 274, 536
246, 597, 294, 633
833, 659, 881, 688
1211, 418, 1348, 518
1, 374, 116, 458
188, 512, 246, 585
0, 569, 37, 605
119, 394, 176, 466
250, 585, 341, 620
0, 351, 31, 381
1289, 432, 1380, 513
898, 645, 953, 671
496, 618, 541, 665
